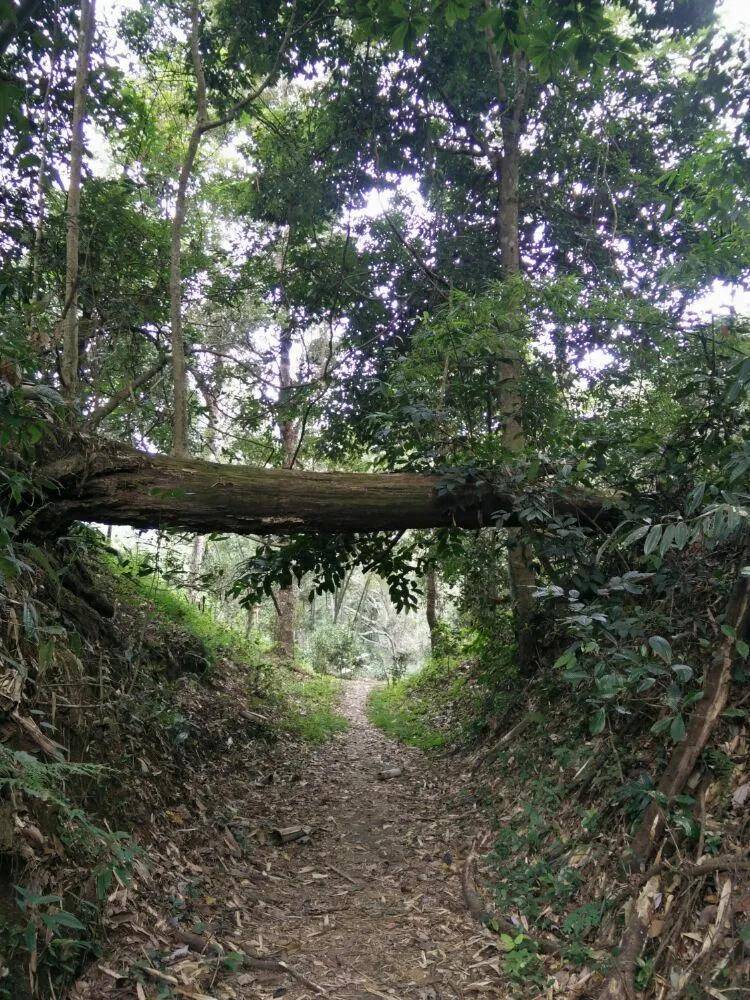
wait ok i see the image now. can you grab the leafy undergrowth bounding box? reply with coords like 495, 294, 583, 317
368, 654, 481, 749
370, 640, 750, 994
0, 532, 346, 998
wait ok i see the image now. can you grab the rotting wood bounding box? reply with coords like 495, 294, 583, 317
167, 918, 222, 957
12, 711, 66, 760
378, 766, 403, 779
272, 824, 312, 843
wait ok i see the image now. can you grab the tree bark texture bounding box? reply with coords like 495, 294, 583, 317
274, 323, 298, 661
60, 0, 95, 400
38, 441, 616, 537
481, 15, 537, 669
426, 565, 438, 650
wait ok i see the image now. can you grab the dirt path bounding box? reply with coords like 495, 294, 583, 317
235, 681, 489, 999
71, 681, 498, 999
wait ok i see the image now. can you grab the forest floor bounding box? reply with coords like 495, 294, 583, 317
69, 680, 500, 1000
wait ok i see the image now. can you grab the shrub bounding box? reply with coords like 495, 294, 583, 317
307, 622, 365, 677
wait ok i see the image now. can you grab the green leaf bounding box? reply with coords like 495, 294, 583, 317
621, 524, 648, 547
389, 19, 409, 50
648, 635, 672, 663
670, 714, 686, 742
23, 919, 36, 955
49, 910, 86, 931
722, 707, 747, 719
554, 648, 576, 669
651, 716, 672, 736
589, 707, 606, 735
683, 691, 704, 707
674, 520, 689, 550
643, 524, 662, 556
95, 866, 113, 900
685, 482, 706, 515
659, 523, 676, 556
42, 910, 86, 931
672, 663, 693, 681
736, 640, 749, 659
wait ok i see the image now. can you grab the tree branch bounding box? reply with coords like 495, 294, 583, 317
83, 354, 169, 430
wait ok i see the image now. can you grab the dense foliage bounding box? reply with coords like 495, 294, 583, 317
1, 0, 750, 994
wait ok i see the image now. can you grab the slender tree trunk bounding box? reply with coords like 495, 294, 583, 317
309, 589, 316, 629
426, 565, 438, 650
30, 45, 59, 314
169, 1, 209, 457
188, 533, 207, 596
60, 0, 95, 400
245, 603, 259, 638
169, 126, 201, 457
482, 17, 537, 670
274, 323, 298, 661
187, 359, 222, 601
333, 567, 354, 624
168, 0, 295, 457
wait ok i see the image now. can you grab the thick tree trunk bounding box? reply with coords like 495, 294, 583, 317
482, 20, 536, 670
60, 0, 95, 400
39, 441, 615, 536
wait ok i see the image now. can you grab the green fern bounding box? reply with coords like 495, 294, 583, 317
703, 748, 734, 781
0, 745, 105, 812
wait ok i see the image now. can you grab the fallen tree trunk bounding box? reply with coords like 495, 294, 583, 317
35, 439, 619, 536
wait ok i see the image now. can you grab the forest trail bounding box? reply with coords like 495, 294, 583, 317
72, 681, 497, 1000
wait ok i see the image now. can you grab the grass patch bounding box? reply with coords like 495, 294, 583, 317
111, 550, 348, 743
113, 554, 266, 666
367, 656, 479, 749
284, 675, 349, 743
368, 684, 448, 749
